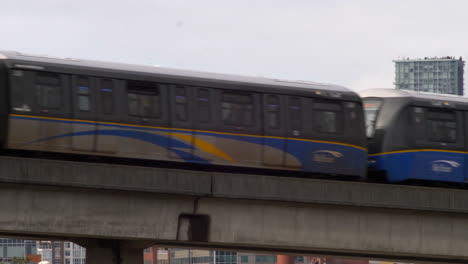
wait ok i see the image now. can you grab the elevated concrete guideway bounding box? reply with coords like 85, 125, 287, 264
0, 156, 467, 263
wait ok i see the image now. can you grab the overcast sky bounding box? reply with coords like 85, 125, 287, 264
2, 0, 468, 90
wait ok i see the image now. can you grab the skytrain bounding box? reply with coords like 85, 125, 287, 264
0, 51, 367, 178
361, 88, 468, 183
1, 51, 467, 185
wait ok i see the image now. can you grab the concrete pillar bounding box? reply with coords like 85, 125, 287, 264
277, 255, 294, 264
119, 247, 144, 264
76, 239, 148, 264
86, 246, 116, 264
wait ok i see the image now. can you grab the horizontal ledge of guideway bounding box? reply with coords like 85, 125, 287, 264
0, 156, 467, 213
1, 184, 468, 264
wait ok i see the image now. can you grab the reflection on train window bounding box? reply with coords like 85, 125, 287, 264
313, 101, 343, 134
345, 102, 358, 120
36, 72, 61, 109
78, 87, 90, 111
197, 88, 211, 123
77, 77, 90, 112
267, 95, 280, 129
288, 97, 301, 132
427, 109, 456, 142
221, 91, 254, 126
127, 81, 160, 118
175, 86, 188, 121
101, 79, 113, 114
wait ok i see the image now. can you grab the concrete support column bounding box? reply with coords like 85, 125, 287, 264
76, 239, 149, 264
277, 255, 294, 264
86, 246, 117, 264
119, 247, 144, 264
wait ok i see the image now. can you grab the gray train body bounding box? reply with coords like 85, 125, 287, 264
0, 51, 367, 177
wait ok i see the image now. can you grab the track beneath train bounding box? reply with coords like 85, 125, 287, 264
1, 149, 466, 190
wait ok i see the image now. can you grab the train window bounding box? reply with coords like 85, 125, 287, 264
288, 97, 301, 132
267, 95, 280, 129
175, 86, 188, 121
426, 109, 457, 142
101, 79, 114, 114
36, 72, 61, 109
312, 101, 343, 134
197, 88, 211, 123
345, 102, 358, 119
221, 91, 254, 126
127, 81, 161, 118
363, 99, 382, 137
78, 87, 90, 111
77, 77, 91, 112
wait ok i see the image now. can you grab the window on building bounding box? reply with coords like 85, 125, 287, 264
127, 81, 161, 118
215, 251, 238, 264
221, 91, 254, 126
36, 72, 62, 109
255, 256, 276, 263
294, 256, 304, 263
241, 256, 249, 264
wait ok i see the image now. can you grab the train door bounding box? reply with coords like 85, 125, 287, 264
9, 70, 41, 150
71, 76, 97, 152
32, 72, 70, 152
0, 64, 9, 148
192, 87, 218, 163
169, 85, 194, 161
219, 90, 262, 167
262, 94, 286, 167
126, 81, 169, 160
285, 96, 303, 168
464, 111, 468, 183
412, 107, 465, 182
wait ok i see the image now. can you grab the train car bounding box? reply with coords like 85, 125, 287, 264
0, 51, 366, 177
361, 88, 468, 183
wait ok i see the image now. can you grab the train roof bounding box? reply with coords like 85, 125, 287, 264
360, 88, 468, 105
0, 51, 360, 101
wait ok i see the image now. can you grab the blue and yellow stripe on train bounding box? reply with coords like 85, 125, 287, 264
9, 114, 367, 177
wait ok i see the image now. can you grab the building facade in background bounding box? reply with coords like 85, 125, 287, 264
0, 239, 37, 263
0, 241, 409, 264
37, 241, 85, 264
167, 249, 370, 264
144, 247, 168, 264
394, 57, 465, 95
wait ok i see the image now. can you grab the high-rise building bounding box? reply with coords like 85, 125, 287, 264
394, 56, 465, 95
0, 239, 37, 263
